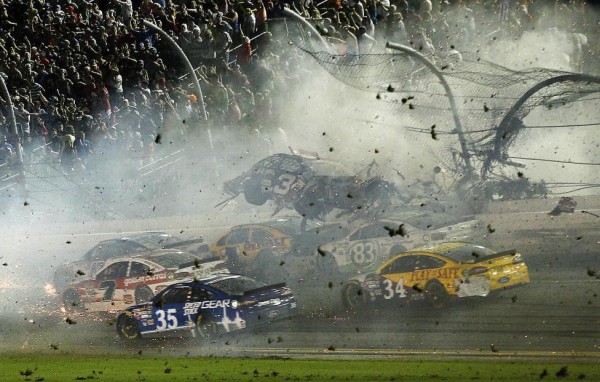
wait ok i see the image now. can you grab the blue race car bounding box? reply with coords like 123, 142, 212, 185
115, 274, 297, 340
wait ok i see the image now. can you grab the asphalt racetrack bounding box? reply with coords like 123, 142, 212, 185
1, 199, 599, 360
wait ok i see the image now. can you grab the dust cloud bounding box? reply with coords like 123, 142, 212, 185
1, 2, 599, 356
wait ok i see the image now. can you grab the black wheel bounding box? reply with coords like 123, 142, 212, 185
116, 313, 141, 340
243, 177, 269, 206
294, 182, 330, 220
424, 281, 448, 308
134, 286, 154, 303
194, 314, 219, 341
63, 288, 84, 312
342, 281, 366, 309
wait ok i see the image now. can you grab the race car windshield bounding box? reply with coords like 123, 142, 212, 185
150, 252, 199, 268
208, 276, 266, 295
130, 234, 180, 249
437, 245, 496, 263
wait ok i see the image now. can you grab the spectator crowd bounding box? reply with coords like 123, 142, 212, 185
0, 0, 596, 176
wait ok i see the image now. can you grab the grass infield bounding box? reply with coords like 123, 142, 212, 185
0, 355, 598, 381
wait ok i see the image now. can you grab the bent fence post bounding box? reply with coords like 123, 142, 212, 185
142, 20, 221, 177
281, 7, 331, 53
142, 20, 207, 121
485, 74, 600, 179
0, 72, 26, 189
385, 42, 474, 183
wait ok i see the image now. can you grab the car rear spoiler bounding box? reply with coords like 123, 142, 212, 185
473, 249, 517, 263
243, 282, 287, 296
178, 256, 222, 269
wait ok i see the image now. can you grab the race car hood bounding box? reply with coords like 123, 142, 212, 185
173, 258, 229, 280
161, 238, 209, 256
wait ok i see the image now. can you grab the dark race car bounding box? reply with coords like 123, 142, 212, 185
115, 274, 297, 340
219, 152, 399, 221
53, 232, 209, 291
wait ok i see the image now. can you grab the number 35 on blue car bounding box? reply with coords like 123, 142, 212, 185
115, 274, 297, 340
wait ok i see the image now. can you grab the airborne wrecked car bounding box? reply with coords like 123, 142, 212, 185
61, 250, 228, 313
342, 242, 529, 309
115, 274, 297, 340
219, 153, 399, 221
53, 232, 209, 291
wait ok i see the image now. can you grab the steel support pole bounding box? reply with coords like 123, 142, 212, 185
0, 72, 26, 186
142, 20, 208, 120
142, 20, 220, 176
386, 42, 474, 182
282, 7, 331, 53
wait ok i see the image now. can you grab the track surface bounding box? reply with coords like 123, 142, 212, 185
1, 201, 599, 359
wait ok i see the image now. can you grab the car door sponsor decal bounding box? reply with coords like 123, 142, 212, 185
124, 273, 168, 287
409, 268, 459, 282
183, 299, 237, 315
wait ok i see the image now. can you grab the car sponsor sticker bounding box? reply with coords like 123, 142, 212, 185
409, 268, 460, 282
183, 299, 237, 315
124, 273, 167, 287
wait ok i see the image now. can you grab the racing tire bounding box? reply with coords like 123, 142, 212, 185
63, 288, 84, 312
424, 281, 448, 309
342, 281, 366, 310
243, 177, 269, 206
194, 314, 219, 341
294, 182, 330, 220
116, 313, 141, 340
294, 198, 329, 221
134, 286, 154, 304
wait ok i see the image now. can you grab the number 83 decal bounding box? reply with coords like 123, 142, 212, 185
349, 242, 378, 268
382, 278, 407, 299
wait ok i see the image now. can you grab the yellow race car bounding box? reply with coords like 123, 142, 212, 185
343, 242, 530, 308
210, 217, 349, 282
210, 220, 298, 264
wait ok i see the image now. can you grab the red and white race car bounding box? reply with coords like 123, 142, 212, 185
61, 249, 228, 313
53, 231, 209, 292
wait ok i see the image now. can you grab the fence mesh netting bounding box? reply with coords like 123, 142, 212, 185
283, 19, 600, 187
